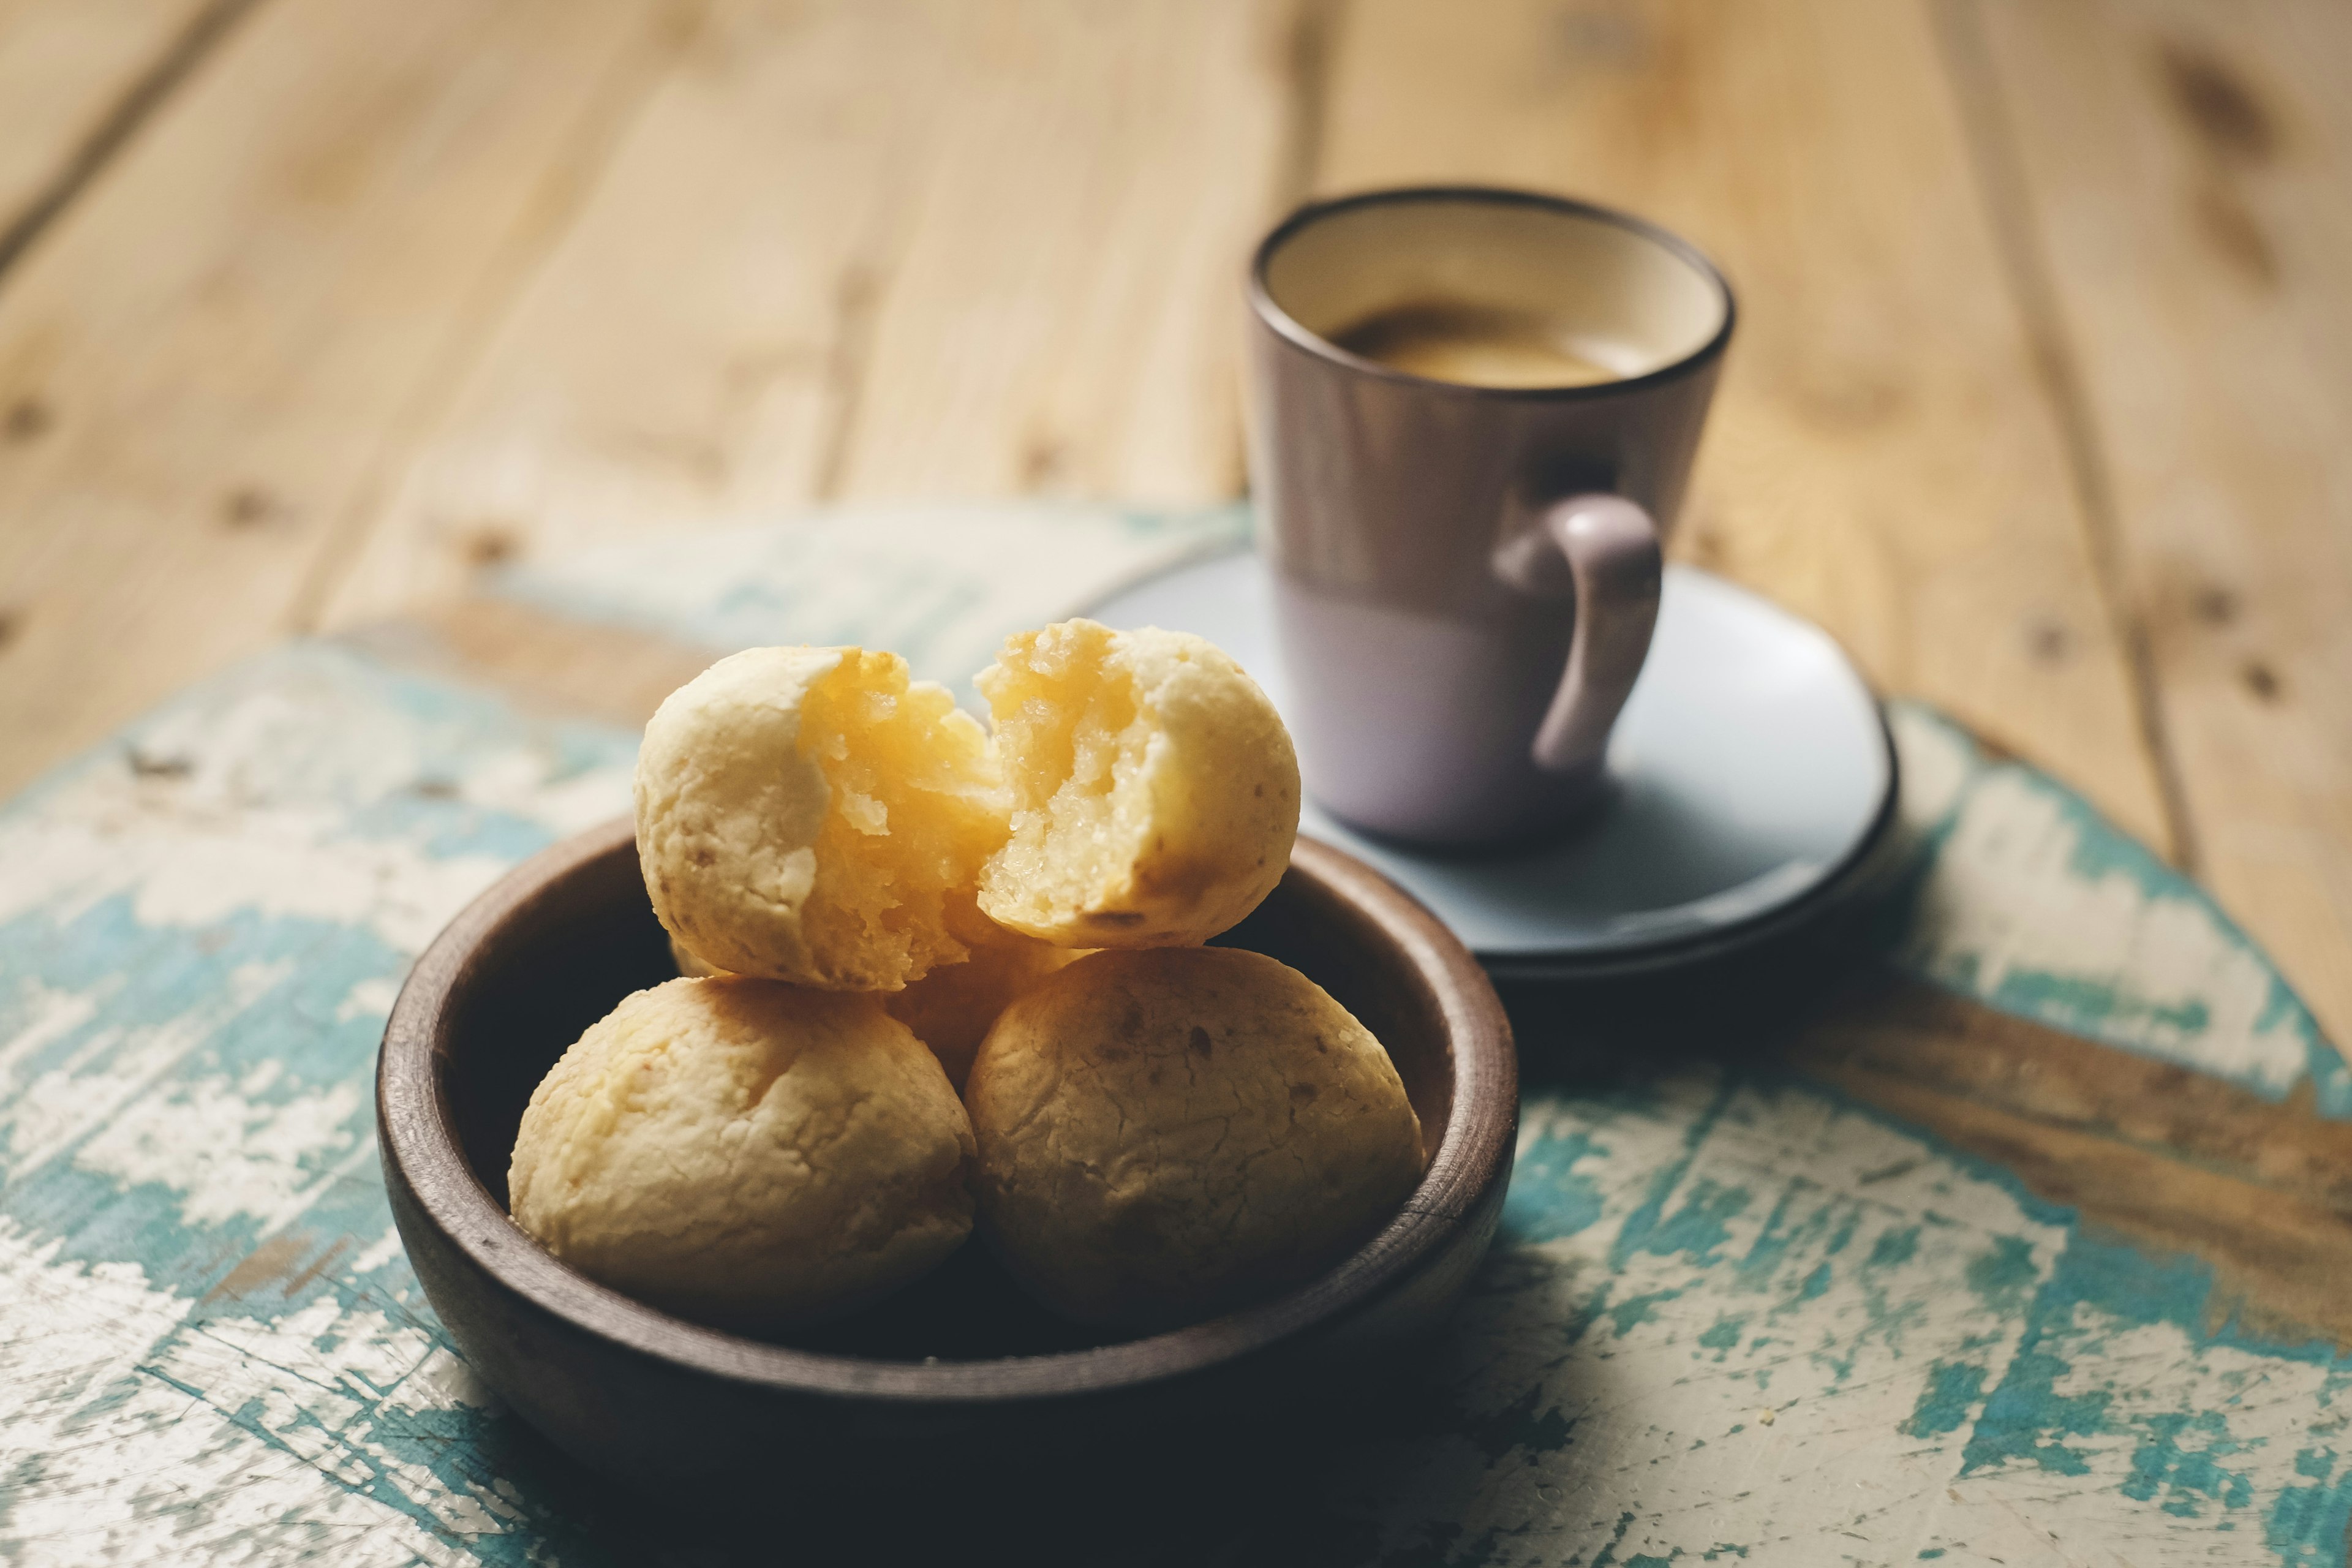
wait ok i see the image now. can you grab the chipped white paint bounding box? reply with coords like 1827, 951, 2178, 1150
0, 978, 105, 1079
2, 961, 292, 1179
1889, 704, 2325, 1106
0, 1219, 510, 1568
1344, 1072, 2076, 1567
338, 976, 403, 1025
75, 1076, 366, 1229
1338, 1065, 2352, 1565
1, 643, 631, 1566
0, 671, 631, 956
1, 516, 2345, 1566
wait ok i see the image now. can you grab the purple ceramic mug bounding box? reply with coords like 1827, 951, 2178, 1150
1245, 187, 1734, 846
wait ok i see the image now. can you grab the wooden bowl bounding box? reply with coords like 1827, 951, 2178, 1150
377, 820, 1515, 1492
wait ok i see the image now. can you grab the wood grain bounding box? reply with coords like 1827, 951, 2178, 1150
0, 0, 229, 266
312, 0, 934, 627
341, 597, 719, 733
1311, 0, 2176, 855
1798, 970, 2352, 1346
318, 0, 1301, 631
827, 0, 1297, 505
0, 0, 687, 793
1967, 0, 2352, 1049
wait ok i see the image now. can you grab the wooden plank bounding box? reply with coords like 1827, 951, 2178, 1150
1796, 971, 2352, 1346
0, 0, 228, 264
341, 598, 718, 734
317, 0, 1301, 630
310, 0, 935, 626
0, 0, 691, 794
1311, 0, 2177, 856
1966, 0, 2352, 1050
827, 0, 1297, 504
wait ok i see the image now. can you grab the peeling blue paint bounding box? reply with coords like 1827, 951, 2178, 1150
1634, 1178, 1751, 1268
1607, 1288, 1686, 1338
1880, 701, 2348, 1118
2121, 1411, 2253, 1516
0, 644, 639, 1565
1607, 1081, 1737, 1273
1867, 1225, 1920, 1270
2267, 1455, 2352, 1568
9, 521, 2352, 1568
1905, 1362, 1988, 1438
1964, 1236, 2037, 1316
1958, 1226, 2352, 1556
1502, 1127, 1608, 1245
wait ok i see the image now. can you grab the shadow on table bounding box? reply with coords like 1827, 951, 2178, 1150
1498, 878, 1894, 1098
492, 1346, 1491, 1568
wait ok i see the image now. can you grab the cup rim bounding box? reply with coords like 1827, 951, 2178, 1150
1248, 184, 1736, 401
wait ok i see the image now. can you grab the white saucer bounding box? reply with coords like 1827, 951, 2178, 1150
1085, 551, 1899, 979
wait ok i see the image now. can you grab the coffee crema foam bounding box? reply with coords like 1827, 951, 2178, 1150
1328, 300, 1624, 389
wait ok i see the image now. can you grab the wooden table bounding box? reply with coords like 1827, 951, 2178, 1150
3, 0, 2344, 1049
1, 2, 2348, 1562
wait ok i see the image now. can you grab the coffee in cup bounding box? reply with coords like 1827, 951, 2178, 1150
1245, 187, 1733, 846
1327, 300, 1626, 390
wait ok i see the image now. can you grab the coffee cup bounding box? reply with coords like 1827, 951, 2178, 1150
1245, 186, 1733, 846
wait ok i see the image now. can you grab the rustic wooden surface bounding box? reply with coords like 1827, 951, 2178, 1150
4, 0, 2342, 1044
1, 1, 2348, 1563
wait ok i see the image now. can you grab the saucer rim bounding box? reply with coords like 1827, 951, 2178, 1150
1078, 549, 1901, 973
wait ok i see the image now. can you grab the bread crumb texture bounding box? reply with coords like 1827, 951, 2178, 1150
508, 977, 976, 1331
635, 646, 1008, 990
966, 947, 1422, 1328
976, 619, 1298, 948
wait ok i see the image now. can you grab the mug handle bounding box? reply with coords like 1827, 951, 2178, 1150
1494, 493, 1663, 778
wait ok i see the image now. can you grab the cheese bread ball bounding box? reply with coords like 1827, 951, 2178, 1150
882, 933, 1091, 1092
509, 977, 976, 1332
966, 948, 1423, 1329
976, 620, 1299, 948
636, 646, 1009, 991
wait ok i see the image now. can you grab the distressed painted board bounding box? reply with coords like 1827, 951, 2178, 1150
2, 507, 2346, 1566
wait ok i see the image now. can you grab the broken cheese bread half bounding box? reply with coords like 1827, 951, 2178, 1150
976, 619, 1300, 948
635, 646, 1006, 991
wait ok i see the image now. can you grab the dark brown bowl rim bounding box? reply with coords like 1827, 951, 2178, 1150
377, 821, 1516, 1405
